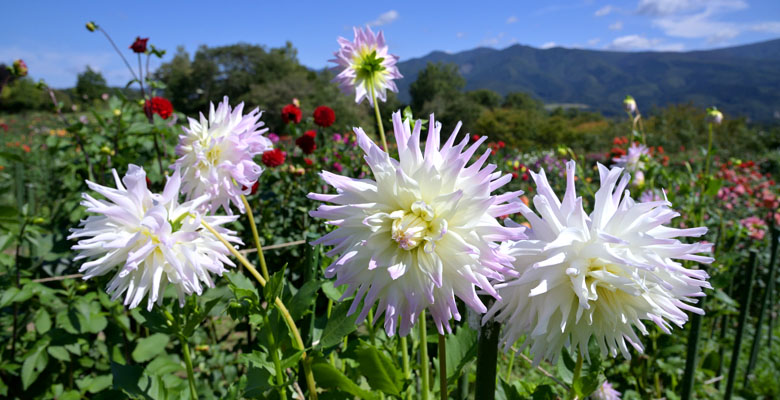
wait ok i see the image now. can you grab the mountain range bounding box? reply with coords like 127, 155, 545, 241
394, 39, 780, 122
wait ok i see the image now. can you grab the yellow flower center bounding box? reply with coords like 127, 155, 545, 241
390, 201, 443, 251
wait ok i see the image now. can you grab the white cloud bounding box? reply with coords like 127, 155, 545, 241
636, 0, 746, 16
367, 10, 399, 27
506, 16, 518, 24
595, 5, 613, 17
456, 32, 465, 38
607, 34, 684, 51
748, 22, 780, 34
540, 41, 557, 49
479, 33, 505, 47
587, 38, 601, 46
609, 21, 624, 30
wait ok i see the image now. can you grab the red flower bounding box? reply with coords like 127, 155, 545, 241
304, 130, 316, 138
472, 134, 481, 142
144, 97, 174, 119
130, 37, 149, 53
497, 141, 506, 149
296, 134, 316, 154
241, 181, 260, 195
313, 105, 336, 128
282, 104, 302, 124
0, 123, 8, 132
304, 158, 313, 166
262, 148, 286, 167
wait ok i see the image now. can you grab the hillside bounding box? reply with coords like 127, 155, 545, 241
395, 39, 780, 121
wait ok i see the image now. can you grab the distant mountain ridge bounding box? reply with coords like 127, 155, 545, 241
394, 39, 780, 121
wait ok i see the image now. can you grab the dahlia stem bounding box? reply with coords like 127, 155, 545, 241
97, 26, 140, 84
704, 123, 714, 180
263, 313, 287, 399
370, 85, 388, 151
567, 352, 583, 400
200, 220, 318, 400
505, 350, 515, 381
475, 307, 500, 400
401, 336, 410, 379
419, 311, 430, 400
724, 251, 758, 400
180, 340, 198, 400
240, 194, 270, 281
438, 333, 447, 400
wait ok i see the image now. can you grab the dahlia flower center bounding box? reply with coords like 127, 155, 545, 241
205, 145, 222, 166
390, 201, 439, 251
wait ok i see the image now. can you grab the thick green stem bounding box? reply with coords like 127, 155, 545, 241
401, 336, 410, 379
681, 297, 705, 400
724, 251, 758, 400
264, 313, 287, 398
200, 220, 318, 399
505, 350, 515, 381
438, 334, 447, 400
420, 311, 430, 400
475, 301, 500, 400
241, 194, 270, 280
370, 85, 388, 151
567, 352, 583, 400
181, 340, 198, 400
745, 223, 778, 384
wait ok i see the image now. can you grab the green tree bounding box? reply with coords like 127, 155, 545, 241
409, 62, 465, 114
75, 66, 108, 100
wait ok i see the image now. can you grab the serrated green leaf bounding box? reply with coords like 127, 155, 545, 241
318, 301, 358, 349
445, 326, 478, 382
289, 280, 322, 320
244, 366, 273, 398
356, 341, 403, 396
111, 362, 150, 399
48, 346, 71, 361
311, 360, 378, 400
265, 264, 287, 304
22, 338, 50, 390
132, 333, 170, 363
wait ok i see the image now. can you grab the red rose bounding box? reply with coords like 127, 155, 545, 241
497, 141, 505, 149
296, 134, 316, 154
282, 104, 302, 124
144, 97, 174, 120
313, 105, 335, 128
304, 158, 313, 166
304, 130, 316, 138
130, 37, 149, 53
472, 134, 480, 142
262, 148, 286, 167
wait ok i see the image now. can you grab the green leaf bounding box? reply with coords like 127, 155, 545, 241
264, 264, 287, 304
356, 341, 403, 396
35, 309, 52, 334
111, 362, 150, 399
321, 281, 346, 302
48, 346, 71, 361
531, 384, 556, 400
244, 366, 272, 398
311, 360, 378, 400
22, 338, 50, 390
132, 333, 170, 363
318, 301, 359, 349
445, 326, 478, 382
289, 280, 322, 320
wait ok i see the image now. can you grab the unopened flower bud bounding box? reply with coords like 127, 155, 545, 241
12, 59, 28, 77
707, 107, 723, 125
292, 98, 300, 107
624, 95, 636, 113
632, 170, 645, 188
86, 22, 97, 32
113, 109, 121, 116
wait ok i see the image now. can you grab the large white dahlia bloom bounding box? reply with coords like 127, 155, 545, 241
69, 165, 241, 310
308, 111, 526, 336
174, 96, 271, 214
330, 26, 403, 106
485, 161, 712, 363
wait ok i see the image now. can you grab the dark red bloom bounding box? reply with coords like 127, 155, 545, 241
144, 97, 174, 119
130, 37, 149, 53
296, 134, 316, 154
262, 148, 286, 167
241, 181, 260, 195
472, 134, 481, 142
0, 123, 8, 132
282, 104, 302, 124
497, 141, 506, 149
304, 130, 316, 138
313, 106, 336, 128
304, 158, 313, 166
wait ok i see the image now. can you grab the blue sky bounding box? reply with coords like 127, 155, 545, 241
3, 0, 779, 87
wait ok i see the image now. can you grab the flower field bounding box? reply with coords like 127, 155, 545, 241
1, 23, 780, 400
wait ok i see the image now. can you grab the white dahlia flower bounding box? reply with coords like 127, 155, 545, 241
174, 96, 271, 214
308, 111, 526, 336
612, 143, 648, 173
593, 381, 622, 400
330, 26, 403, 106
69, 165, 241, 310
485, 161, 712, 363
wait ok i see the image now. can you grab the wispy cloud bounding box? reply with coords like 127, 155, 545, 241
587, 38, 601, 46
595, 5, 613, 17
480, 32, 505, 47
607, 34, 684, 51
456, 32, 465, 38
540, 41, 557, 49
609, 21, 624, 30
506, 16, 518, 24
367, 10, 399, 27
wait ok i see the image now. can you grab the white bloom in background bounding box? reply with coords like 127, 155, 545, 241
485, 161, 712, 363
612, 143, 648, 172
330, 26, 403, 106
593, 381, 622, 400
174, 96, 271, 214
69, 165, 241, 310
308, 111, 526, 336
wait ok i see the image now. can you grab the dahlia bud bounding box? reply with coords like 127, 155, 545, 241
623, 95, 637, 113
707, 107, 723, 125
86, 22, 97, 32
12, 59, 28, 77
632, 170, 645, 188
292, 98, 300, 108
